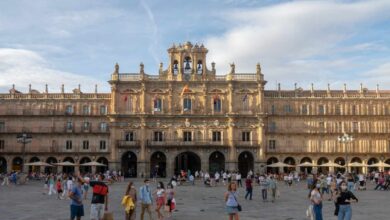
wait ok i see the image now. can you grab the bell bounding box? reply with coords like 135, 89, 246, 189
185, 61, 191, 70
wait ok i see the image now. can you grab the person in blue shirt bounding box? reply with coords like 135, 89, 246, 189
139, 179, 153, 220
69, 177, 84, 220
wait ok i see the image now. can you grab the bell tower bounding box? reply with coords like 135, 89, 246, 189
167, 41, 208, 81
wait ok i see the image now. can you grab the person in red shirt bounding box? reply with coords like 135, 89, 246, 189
56, 179, 63, 200
244, 175, 253, 200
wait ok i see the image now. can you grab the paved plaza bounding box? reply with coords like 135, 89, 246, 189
0, 179, 389, 220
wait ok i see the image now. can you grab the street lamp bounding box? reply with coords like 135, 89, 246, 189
16, 133, 32, 173
337, 133, 354, 173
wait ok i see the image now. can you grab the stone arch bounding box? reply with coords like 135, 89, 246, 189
300, 157, 313, 173
45, 157, 58, 174
79, 157, 91, 174
385, 158, 390, 171
350, 157, 363, 174
174, 151, 201, 176
317, 157, 329, 174
267, 157, 279, 174
96, 157, 109, 173
28, 157, 40, 173
122, 151, 137, 178
238, 151, 254, 176
150, 151, 167, 178
63, 157, 75, 174
367, 157, 379, 172
0, 157, 7, 173
12, 157, 23, 172
283, 157, 296, 173
334, 157, 346, 173
209, 151, 225, 175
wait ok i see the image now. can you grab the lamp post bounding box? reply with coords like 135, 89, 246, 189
16, 133, 32, 173
338, 133, 354, 173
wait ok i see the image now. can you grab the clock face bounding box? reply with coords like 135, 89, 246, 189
184, 74, 191, 81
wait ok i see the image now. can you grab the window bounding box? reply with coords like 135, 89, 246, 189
213, 98, 221, 112
83, 105, 90, 115
335, 104, 341, 115
154, 98, 162, 112
352, 105, 357, 115
66, 140, 72, 150
82, 140, 89, 150
100, 105, 107, 115
212, 131, 221, 142
270, 105, 276, 115
83, 122, 90, 131
301, 105, 308, 115
268, 140, 276, 150
0, 140, 4, 150
318, 105, 325, 115
284, 104, 293, 113
100, 122, 108, 132
66, 121, 73, 130
183, 131, 192, 142
268, 122, 276, 132
125, 132, 134, 141
242, 132, 250, 142
353, 122, 359, 133
0, 122, 5, 131
154, 131, 163, 142
99, 140, 106, 150
65, 105, 73, 114
183, 98, 192, 111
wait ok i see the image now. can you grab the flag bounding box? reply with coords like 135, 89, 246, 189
242, 94, 248, 102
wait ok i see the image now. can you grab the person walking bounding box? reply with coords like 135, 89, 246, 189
259, 175, 268, 202
236, 173, 242, 187
69, 177, 84, 220
154, 181, 166, 220
123, 181, 137, 220
56, 178, 63, 200
224, 182, 240, 220
335, 181, 358, 220
244, 175, 253, 200
48, 175, 56, 196
309, 180, 323, 220
165, 183, 175, 220
139, 179, 153, 220
268, 176, 277, 203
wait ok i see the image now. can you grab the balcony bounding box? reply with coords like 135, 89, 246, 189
146, 139, 229, 148
117, 140, 141, 148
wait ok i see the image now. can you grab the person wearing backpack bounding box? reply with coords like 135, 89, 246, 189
82, 173, 109, 220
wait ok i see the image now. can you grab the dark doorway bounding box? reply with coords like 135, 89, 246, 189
122, 151, 137, 178
283, 157, 296, 173
12, 157, 23, 172
367, 157, 379, 172
350, 157, 363, 174
0, 157, 7, 173
45, 157, 57, 174
150, 151, 167, 178
300, 157, 313, 173
209, 151, 225, 175
317, 157, 329, 174
63, 157, 75, 174
334, 157, 346, 173
79, 157, 92, 174
175, 151, 201, 175
28, 157, 40, 173
238, 151, 254, 176
97, 157, 109, 174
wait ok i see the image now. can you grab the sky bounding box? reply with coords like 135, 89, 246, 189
0, 0, 390, 93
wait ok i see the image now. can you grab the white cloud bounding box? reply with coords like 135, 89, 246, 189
0, 48, 107, 93
205, 0, 390, 89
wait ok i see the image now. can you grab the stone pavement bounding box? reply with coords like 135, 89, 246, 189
0, 179, 389, 220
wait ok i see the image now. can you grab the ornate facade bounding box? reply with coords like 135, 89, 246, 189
0, 42, 389, 177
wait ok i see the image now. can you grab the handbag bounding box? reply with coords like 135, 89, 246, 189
231, 192, 242, 212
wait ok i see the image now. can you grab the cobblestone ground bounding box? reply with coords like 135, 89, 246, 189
0, 179, 389, 220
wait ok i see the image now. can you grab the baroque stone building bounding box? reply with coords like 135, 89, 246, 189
0, 42, 389, 177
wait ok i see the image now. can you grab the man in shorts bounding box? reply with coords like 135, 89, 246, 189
69, 177, 84, 220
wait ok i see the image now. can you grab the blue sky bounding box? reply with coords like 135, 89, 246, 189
0, 0, 389, 93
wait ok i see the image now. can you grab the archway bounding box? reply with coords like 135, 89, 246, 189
283, 157, 296, 173
267, 157, 279, 174
367, 157, 379, 172
79, 157, 92, 174
174, 151, 201, 176
350, 157, 363, 174
122, 151, 137, 178
209, 151, 225, 175
45, 157, 57, 174
150, 152, 167, 178
300, 157, 313, 173
96, 157, 109, 174
12, 157, 23, 172
28, 157, 40, 173
63, 157, 75, 174
317, 157, 329, 174
238, 151, 254, 176
0, 157, 7, 173
385, 159, 390, 172
334, 157, 346, 174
